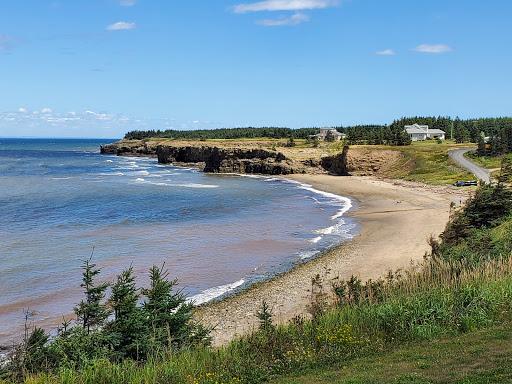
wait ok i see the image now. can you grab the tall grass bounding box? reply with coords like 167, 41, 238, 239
7, 254, 511, 384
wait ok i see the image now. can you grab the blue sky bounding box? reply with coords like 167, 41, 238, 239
0, 0, 511, 138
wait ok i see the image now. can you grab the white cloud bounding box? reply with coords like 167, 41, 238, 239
233, 0, 338, 13
106, 21, 136, 31
414, 44, 452, 54
0, 108, 224, 137
375, 49, 396, 56
119, 0, 136, 6
257, 12, 310, 26
41, 107, 53, 114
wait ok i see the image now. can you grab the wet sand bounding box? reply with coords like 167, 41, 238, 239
195, 175, 468, 346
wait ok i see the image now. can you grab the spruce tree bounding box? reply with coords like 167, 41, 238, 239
498, 155, 512, 186
74, 256, 110, 333
477, 133, 486, 155
142, 265, 198, 350
108, 266, 145, 359
256, 301, 274, 332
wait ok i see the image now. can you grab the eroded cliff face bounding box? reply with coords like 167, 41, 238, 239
100, 140, 305, 174
100, 140, 404, 177
100, 141, 158, 156
157, 146, 301, 175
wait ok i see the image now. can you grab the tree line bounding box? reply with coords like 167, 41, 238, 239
391, 116, 512, 155
124, 116, 512, 153
124, 127, 318, 140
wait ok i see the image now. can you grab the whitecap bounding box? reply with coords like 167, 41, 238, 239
187, 279, 245, 306
309, 236, 323, 244
140, 181, 219, 188
99, 172, 124, 176
299, 250, 321, 260
175, 183, 219, 189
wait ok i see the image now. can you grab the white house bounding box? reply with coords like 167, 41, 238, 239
405, 124, 446, 141
311, 128, 346, 141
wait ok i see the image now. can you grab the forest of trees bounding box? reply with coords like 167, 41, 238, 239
124, 127, 318, 140
124, 116, 512, 153
391, 116, 512, 155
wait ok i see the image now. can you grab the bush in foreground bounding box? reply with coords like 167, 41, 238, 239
3, 182, 512, 384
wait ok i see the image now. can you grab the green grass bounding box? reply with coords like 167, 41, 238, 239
398, 141, 475, 184
357, 140, 475, 185
272, 324, 512, 384
465, 153, 503, 170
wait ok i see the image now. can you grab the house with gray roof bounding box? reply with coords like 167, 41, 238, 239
310, 128, 346, 141
405, 123, 446, 141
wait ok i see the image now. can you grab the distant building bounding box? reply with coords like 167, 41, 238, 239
405, 124, 446, 141
310, 128, 346, 141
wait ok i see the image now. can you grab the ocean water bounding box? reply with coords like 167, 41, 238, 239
0, 138, 356, 344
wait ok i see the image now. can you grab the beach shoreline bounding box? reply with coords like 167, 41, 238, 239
195, 174, 467, 346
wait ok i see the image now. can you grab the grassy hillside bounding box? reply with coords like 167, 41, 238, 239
273, 324, 512, 384
377, 141, 474, 184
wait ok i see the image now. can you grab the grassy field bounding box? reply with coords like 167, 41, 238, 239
465, 152, 503, 170
357, 140, 475, 184
138, 137, 475, 185
272, 324, 512, 384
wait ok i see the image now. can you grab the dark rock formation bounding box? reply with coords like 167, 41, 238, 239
100, 141, 157, 157
320, 145, 350, 175
157, 146, 300, 175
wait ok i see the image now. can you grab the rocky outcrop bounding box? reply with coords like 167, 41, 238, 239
100, 140, 404, 177
100, 141, 158, 157
320, 145, 350, 175
157, 146, 301, 175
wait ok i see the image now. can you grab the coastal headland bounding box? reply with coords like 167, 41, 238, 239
100, 138, 406, 177
101, 139, 469, 346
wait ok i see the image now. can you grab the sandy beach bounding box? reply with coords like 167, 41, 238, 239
195, 175, 468, 346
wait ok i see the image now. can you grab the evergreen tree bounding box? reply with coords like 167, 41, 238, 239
256, 301, 274, 332
453, 117, 465, 143
74, 256, 110, 333
498, 155, 512, 186
477, 133, 486, 155
324, 130, 336, 142
142, 265, 208, 351
108, 267, 146, 360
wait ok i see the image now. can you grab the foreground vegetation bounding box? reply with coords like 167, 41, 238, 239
273, 324, 512, 384
2, 164, 512, 383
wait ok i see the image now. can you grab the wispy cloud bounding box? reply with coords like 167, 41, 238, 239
0, 108, 223, 137
257, 12, 310, 26
119, 0, 136, 6
414, 44, 452, 54
0, 34, 15, 52
106, 21, 136, 31
375, 49, 396, 56
233, 0, 338, 13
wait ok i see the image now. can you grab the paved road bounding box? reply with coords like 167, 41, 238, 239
448, 148, 491, 184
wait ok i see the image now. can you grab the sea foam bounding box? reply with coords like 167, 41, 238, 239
187, 279, 246, 306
